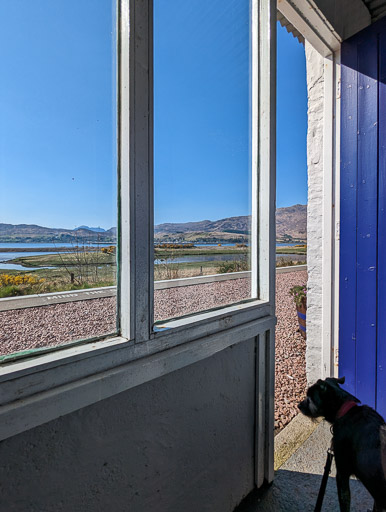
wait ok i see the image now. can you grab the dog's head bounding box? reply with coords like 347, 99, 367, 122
298, 376, 360, 423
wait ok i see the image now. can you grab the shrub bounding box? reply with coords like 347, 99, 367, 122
0, 274, 46, 298
0, 274, 44, 287
289, 284, 307, 308
0, 285, 22, 298
101, 245, 116, 254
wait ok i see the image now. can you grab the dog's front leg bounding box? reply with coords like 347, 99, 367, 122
336, 472, 351, 512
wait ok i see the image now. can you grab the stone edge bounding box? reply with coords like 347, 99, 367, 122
274, 413, 321, 470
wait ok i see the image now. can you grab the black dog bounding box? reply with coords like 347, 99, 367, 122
298, 377, 386, 512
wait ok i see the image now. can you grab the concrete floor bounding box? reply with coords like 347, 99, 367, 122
238, 421, 374, 512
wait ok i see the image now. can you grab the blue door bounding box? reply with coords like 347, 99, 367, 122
340, 15, 386, 419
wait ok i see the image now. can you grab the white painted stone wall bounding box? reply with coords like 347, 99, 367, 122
305, 41, 324, 385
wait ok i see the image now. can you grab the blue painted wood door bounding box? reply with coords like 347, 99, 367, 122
340, 16, 386, 419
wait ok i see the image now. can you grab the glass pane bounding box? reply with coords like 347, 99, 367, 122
154, 0, 253, 323
0, 1, 117, 358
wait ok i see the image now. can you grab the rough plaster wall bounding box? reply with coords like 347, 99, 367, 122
0, 340, 256, 512
305, 41, 324, 385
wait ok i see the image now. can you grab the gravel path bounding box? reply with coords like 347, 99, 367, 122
274, 270, 307, 431
154, 278, 251, 321
0, 297, 117, 354
0, 270, 307, 430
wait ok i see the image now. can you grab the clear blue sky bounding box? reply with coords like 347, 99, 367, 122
276, 24, 308, 210
0, 1, 307, 229
0, 0, 117, 230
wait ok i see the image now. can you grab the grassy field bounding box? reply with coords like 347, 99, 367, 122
0, 251, 117, 297
10, 251, 115, 267
276, 246, 307, 255
154, 246, 248, 258
0, 267, 116, 298
0, 246, 306, 297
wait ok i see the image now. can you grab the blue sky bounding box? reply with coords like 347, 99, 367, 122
154, 1, 308, 225
0, 0, 117, 229
0, 1, 307, 229
276, 24, 308, 210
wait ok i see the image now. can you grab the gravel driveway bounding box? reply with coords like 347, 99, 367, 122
0, 269, 307, 430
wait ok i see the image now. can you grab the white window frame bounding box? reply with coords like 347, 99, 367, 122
0, 0, 276, 442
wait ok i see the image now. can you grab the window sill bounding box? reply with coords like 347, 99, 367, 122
0, 300, 275, 442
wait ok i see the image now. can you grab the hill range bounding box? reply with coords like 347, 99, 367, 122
0, 224, 117, 244
154, 204, 306, 243
0, 204, 306, 244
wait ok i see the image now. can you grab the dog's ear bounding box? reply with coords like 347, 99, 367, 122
327, 376, 345, 385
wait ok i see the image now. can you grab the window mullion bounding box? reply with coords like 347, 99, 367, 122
130, 0, 154, 342
258, 0, 276, 307
118, 0, 132, 340
251, 0, 259, 299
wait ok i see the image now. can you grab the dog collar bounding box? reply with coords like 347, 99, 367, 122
335, 400, 358, 420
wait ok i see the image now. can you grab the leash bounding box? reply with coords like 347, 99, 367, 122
313, 402, 358, 511
314, 444, 334, 512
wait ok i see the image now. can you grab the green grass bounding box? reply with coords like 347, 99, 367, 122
0, 285, 22, 298
0, 246, 306, 298
10, 251, 115, 267
276, 246, 307, 255
155, 246, 248, 258
0, 258, 117, 298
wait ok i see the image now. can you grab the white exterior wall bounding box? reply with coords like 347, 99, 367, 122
305, 41, 325, 385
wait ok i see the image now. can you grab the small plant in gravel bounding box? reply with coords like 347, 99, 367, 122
289, 284, 307, 308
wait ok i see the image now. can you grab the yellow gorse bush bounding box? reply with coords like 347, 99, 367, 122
0, 274, 45, 287
101, 245, 116, 254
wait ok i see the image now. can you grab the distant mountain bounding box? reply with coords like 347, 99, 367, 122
0, 223, 116, 243
0, 204, 306, 244
276, 204, 307, 240
76, 225, 106, 233
105, 227, 117, 236
154, 204, 307, 242
155, 216, 250, 235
